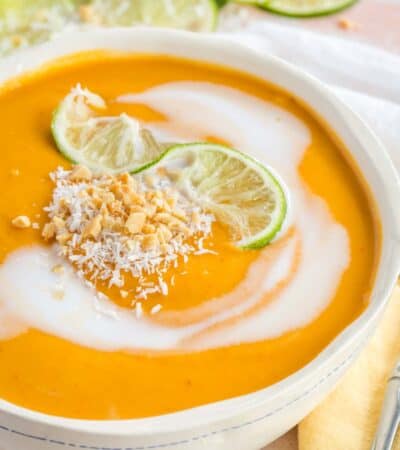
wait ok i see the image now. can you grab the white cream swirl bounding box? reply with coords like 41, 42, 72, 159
0, 82, 349, 351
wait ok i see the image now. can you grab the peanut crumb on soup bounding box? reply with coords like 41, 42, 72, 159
41, 165, 216, 306
11, 215, 31, 229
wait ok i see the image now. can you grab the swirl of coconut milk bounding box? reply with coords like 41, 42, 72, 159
0, 82, 349, 351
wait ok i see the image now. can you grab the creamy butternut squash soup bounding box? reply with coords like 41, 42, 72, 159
0, 53, 378, 419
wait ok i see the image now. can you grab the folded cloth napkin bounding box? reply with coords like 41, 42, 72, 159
220, 21, 400, 171
219, 19, 400, 450
299, 285, 400, 450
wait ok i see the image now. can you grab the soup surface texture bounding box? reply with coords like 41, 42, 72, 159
0, 53, 377, 419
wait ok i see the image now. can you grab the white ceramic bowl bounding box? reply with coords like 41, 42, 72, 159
1, 28, 400, 450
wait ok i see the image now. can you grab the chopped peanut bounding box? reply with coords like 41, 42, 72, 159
130, 192, 146, 206
126, 212, 146, 234
83, 215, 102, 239
118, 173, 131, 184
154, 212, 174, 225
59, 197, 71, 209
129, 205, 145, 213
338, 18, 359, 30
144, 204, 157, 217
11, 215, 31, 229
69, 165, 92, 181
142, 234, 159, 251
102, 192, 115, 204
57, 232, 72, 245
142, 223, 156, 234
52, 216, 65, 230
144, 174, 155, 188
52, 264, 65, 274
172, 208, 187, 221
169, 220, 190, 236
42, 222, 56, 240
160, 243, 170, 254
166, 196, 177, 209
156, 167, 167, 177
158, 224, 172, 242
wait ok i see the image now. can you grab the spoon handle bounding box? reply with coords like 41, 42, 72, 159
371, 363, 400, 450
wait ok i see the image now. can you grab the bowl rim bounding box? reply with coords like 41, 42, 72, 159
0, 26, 400, 436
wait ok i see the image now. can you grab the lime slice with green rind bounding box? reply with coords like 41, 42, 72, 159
147, 142, 288, 249
88, 0, 218, 31
258, 0, 357, 17
51, 85, 166, 174
233, 0, 266, 5
52, 89, 287, 248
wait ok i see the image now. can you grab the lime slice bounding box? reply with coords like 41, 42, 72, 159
88, 0, 218, 31
233, 0, 266, 5
258, 0, 357, 17
51, 85, 165, 174
149, 142, 287, 248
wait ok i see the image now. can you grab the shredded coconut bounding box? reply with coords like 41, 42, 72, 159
150, 304, 162, 315
42, 166, 215, 306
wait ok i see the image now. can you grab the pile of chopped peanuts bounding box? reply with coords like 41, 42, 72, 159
40, 165, 215, 302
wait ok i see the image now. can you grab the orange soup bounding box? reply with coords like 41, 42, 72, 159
0, 53, 378, 419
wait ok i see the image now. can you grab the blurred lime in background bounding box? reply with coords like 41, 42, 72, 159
84, 0, 218, 29
253, 0, 358, 17
0, 0, 76, 54
0, 0, 358, 56
0, 0, 219, 56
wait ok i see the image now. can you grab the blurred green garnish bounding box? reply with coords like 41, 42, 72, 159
0, 0, 77, 55
86, 0, 218, 30
0, 0, 218, 56
0, 0, 358, 57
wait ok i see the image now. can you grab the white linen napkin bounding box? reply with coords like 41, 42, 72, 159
219, 21, 400, 171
